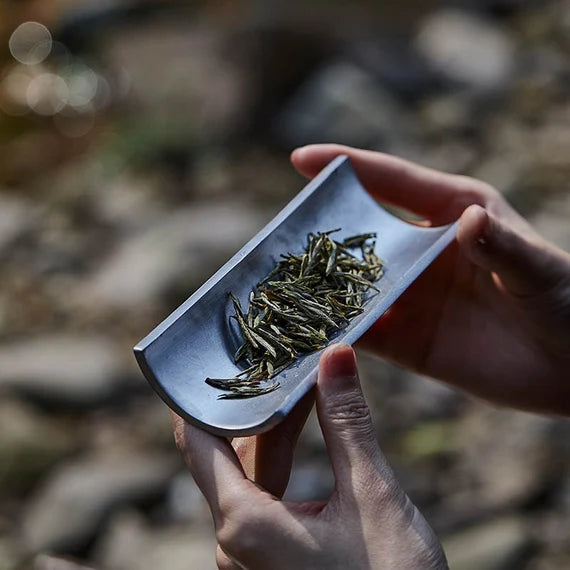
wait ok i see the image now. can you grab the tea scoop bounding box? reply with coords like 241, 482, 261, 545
134, 156, 458, 436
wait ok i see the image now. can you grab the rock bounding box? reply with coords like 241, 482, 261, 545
134, 526, 217, 570
471, 156, 521, 196
452, 0, 539, 17
0, 335, 128, 408
283, 461, 334, 502
101, 22, 251, 144
79, 202, 266, 309
95, 511, 217, 570
347, 38, 444, 102
415, 9, 515, 91
33, 554, 96, 570
443, 516, 531, 570
0, 194, 40, 257
0, 536, 24, 570
273, 60, 416, 150
0, 399, 75, 495
418, 140, 477, 174
359, 356, 461, 429
93, 509, 148, 570
529, 193, 570, 251
166, 473, 210, 523
419, 93, 477, 136
90, 172, 169, 230
22, 451, 178, 554
439, 409, 556, 523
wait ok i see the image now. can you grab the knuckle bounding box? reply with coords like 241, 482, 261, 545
327, 394, 377, 447
452, 175, 499, 208
216, 503, 267, 559
328, 393, 372, 428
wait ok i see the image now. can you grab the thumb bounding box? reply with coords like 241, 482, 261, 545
316, 344, 392, 493
458, 204, 570, 298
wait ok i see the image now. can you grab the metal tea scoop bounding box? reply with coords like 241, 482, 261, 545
134, 156, 458, 436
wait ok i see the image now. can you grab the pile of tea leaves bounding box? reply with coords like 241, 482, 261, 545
206, 229, 384, 399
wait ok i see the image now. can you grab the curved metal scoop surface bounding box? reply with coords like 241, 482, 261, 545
134, 156, 458, 436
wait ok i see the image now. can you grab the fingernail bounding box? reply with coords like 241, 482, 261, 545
320, 343, 358, 396
473, 206, 488, 239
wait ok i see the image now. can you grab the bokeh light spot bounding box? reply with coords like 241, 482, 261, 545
0, 68, 33, 115
9, 22, 53, 65
63, 64, 99, 108
26, 73, 69, 115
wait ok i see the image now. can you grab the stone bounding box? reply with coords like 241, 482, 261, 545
418, 140, 477, 174
166, 473, 210, 523
90, 172, 169, 230
22, 451, 178, 554
416, 9, 515, 91
0, 194, 40, 256
347, 38, 444, 102
442, 409, 556, 518
134, 526, 217, 570
0, 536, 24, 570
101, 22, 251, 143
452, 0, 538, 16
360, 358, 461, 429
443, 516, 531, 570
284, 461, 334, 502
95, 511, 217, 570
273, 60, 416, 151
92, 509, 148, 570
0, 335, 127, 408
419, 93, 477, 136
33, 554, 96, 570
529, 193, 570, 251
80, 202, 266, 309
0, 399, 75, 495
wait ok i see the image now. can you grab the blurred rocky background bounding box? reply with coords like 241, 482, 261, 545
0, 1, 569, 569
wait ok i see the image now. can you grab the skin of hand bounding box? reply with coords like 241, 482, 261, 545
172, 344, 448, 570
291, 144, 570, 416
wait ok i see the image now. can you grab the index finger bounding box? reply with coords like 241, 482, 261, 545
232, 386, 315, 498
291, 144, 491, 223
171, 412, 252, 523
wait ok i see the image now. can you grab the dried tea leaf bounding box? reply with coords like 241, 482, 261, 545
206, 230, 384, 398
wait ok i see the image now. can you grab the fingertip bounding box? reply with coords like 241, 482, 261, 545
291, 143, 350, 177
290, 145, 317, 178
290, 144, 325, 174
318, 343, 358, 395
458, 204, 488, 240
457, 204, 490, 261
290, 145, 308, 163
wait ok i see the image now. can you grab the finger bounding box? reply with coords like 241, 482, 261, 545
232, 387, 315, 497
171, 412, 250, 523
216, 545, 243, 570
291, 144, 490, 223
316, 344, 393, 493
458, 204, 570, 298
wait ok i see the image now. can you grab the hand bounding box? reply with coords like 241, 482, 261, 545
172, 344, 448, 570
291, 144, 570, 416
